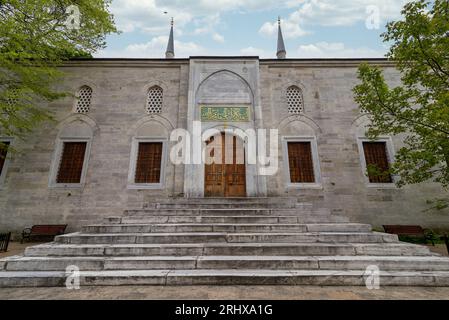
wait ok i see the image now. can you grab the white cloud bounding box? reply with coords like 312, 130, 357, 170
259, 0, 407, 38
110, 0, 282, 35
192, 13, 222, 39
156, 0, 282, 14
212, 33, 225, 43
97, 40, 385, 59
240, 47, 271, 58
291, 0, 407, 27
259, 18, 309, 39
111, 0, 408, 36
110, 0, 192, 34
97, 36, 205, 58
99, 0, 408, 58
297, 41, 385, 58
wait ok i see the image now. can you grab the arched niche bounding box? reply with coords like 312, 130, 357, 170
49, 117, 97, 188
135, 120, 169, 138
196, 70, 253, 105
352, 114, 371, 137
279, 116, 321, 137
58, 120, 94, 139
56, 114, 98, 138
185, 66, 266, 198
127, 118, 171, 190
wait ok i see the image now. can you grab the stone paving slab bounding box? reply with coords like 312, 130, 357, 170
22, 242, 433, 257
2, 269, 449, 287
4, 255, 449, 271
1, 285, 449, 300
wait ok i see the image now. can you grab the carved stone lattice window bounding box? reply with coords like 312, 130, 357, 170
6, 89, 19, 107
286, 86, 304, 114
146, 86, 163, 114
75, 86, 92, 113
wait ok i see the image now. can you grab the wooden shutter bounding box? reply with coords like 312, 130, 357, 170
287, 142, 315, 183
56, 142, 87, 184
0, 142, 10, 176
135, 142, 163, 183
363, 142, 392, 183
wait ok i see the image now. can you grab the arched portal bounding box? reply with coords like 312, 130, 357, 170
204, 132, 246, 197
184, 60, 267, 198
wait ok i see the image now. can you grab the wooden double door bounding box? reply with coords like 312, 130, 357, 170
205, 133, 246, 197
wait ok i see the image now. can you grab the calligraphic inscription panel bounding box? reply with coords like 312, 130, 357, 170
200, 105, 250, 122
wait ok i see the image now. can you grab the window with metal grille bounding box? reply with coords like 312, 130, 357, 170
135, 142, 163, 183
146, 86, 163, 114
75, 86, 92, 113
0, 142, 10, 177
287, 142, 315, 183
362, 142, 393, 183
286, 86, 304, 114
56, 142, 87, 184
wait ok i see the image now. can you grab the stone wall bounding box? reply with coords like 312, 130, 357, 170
0, 58, 447, 234
260, 60, 448, 228
0, 60, 190, 234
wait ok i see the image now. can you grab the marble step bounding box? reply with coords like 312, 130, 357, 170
105, 215, 349, 225
143, 197, 301, 210
2, 269, 449, 287
3, 255, 449, 272
123, 208, 330, 216
82, 223, 372, 234
23, 242, 432, 257
54, 232, 398, 245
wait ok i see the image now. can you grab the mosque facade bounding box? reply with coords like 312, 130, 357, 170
1, 20, 447, 233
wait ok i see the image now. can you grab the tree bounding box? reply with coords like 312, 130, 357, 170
0, 0, 117, 148
353, 0, 449, 191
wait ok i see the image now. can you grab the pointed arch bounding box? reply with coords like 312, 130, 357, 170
196, 69, 254, 104
49, 115, 97, 188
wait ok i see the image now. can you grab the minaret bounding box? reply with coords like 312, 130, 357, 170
165, 18, 175, 59
276, 16, 286, 59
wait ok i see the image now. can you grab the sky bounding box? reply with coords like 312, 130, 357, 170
95, 0, 410, 59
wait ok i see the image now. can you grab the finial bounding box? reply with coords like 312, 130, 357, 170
276, 16, 286, 59
165, 17, 175, 59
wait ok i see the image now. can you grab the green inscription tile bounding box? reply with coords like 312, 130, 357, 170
200, 106, 250, 122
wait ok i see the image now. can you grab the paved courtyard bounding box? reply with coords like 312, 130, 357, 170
1, 285, 449, 300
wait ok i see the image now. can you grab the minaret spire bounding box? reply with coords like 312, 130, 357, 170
165, 17, 175, 59
276, 16, 286, 59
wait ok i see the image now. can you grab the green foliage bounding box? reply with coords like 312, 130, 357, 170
0, 0, 117, 144
398, 229, 441, 244
425, 198, 449, 211
366, 163, 393, 182
353, 0, 449, 188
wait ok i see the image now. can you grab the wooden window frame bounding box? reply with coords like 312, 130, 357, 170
127, 137, 167, 190
357, 137, 397, 188
0, 138, 13, 189
282, 136, 322, 189
49, 138, 92, 188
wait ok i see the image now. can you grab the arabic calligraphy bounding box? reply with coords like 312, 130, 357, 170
200, 106, 250, 122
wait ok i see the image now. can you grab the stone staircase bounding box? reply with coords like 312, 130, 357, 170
1, 197, 449, 287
